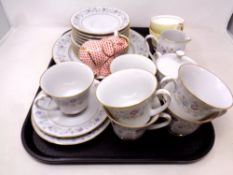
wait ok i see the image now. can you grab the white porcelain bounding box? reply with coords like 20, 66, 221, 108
106, 98, 171, 140
31, 117, 110, 145
71, 7, 129, 35
149, 15, 184, 38
167, 110, 200, 137
52, 29, 149, 64
153, 50, 196, 80
96, 69, 171, 126
110, 54, 157, 75
161, 64, 233, 122
145, 29, 191, 55
36, 62, 94, 114
71, 25, 130, 46
32, 80, 108, 138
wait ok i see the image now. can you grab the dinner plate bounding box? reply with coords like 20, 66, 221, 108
31, 116, 110, 145
52, 29, 149, 63
71, 7, 130, 35
32, 80, 107, 138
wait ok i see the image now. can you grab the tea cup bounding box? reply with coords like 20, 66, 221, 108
36, 62, 94, 115
109, 110, 171, 140
145, 29, 191, 56
160, 64, 233, 122
96, 69, 171, 126
105, 97, 171, 140
150, 15, 184, 38
167, 110, 201, 137
110, 54, 157, 75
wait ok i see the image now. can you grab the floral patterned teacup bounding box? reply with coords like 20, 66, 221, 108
96, 69, 171, 127
145, 29, 191, 56
36, 62, 94, 115
160, 64, 233, 122
110, 53, 157, 75
167, 109, 201, 136
109, 111, 171, 140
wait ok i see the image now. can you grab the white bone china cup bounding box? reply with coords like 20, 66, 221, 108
110, 54, 157, 75
36, 62, 94, 115
160, 64, 233, 122
96, 69, 171, 126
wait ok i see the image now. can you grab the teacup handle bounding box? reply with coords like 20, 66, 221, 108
160, 76, 177, 90
149, 89, 171, 116
147, 113, 172, 130
35, 95, 59, 111
144, 34, 160, 62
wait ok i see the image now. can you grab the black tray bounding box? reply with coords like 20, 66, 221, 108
21, 27, 215, 164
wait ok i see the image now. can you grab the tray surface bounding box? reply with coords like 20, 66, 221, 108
21, 27, 215, 164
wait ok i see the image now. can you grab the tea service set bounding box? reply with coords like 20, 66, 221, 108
31, 7, 233, 144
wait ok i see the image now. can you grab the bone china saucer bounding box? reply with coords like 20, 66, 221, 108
52, 29, 149, 63
32, 80, 107, 138
31, 117, 110, 145
71, 7, 129, 35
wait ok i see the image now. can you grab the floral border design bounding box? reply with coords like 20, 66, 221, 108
71, 7, 129, 34
52, 29, 149, 64
32, 80, 108, 138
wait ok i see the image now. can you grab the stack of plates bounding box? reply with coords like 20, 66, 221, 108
70, 7, 130, 55
31, 80, 110, 145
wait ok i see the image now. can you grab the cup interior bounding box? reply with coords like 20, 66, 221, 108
96, 69, 157, 107
161, 29, 186, 42
179, 64, 233, 109
110, 54, 156, 75
150, 15, 184, 33
40, 62, 94, 97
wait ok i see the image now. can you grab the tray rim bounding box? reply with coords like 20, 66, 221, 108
21, 112, 215, 164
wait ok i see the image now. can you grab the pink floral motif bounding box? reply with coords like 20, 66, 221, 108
191, 103, 198, 110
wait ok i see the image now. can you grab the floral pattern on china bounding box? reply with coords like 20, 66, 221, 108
52, 29, 149, 64
71, 7, 130, 34
32, 80, 108, 138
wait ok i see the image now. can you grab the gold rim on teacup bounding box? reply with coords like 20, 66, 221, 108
104, 107, 160, 129
39, 62, 94, 99
167, 108, 219, 124
178, 64, 233, 110
110, 54, 157, 75
150, 15, 184, 33
96, 69, 158, 109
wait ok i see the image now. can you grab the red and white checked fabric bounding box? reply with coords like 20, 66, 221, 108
79, 35, 128, 77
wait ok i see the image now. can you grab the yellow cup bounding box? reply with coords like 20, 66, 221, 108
150, 15, 184, 36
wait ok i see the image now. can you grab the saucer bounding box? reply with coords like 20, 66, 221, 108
71, 7, 129, 35
52, 29, 149, 63
31, 117, 110, 145
32, 80, 107, 138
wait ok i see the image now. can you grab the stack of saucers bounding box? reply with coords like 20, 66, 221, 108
31, 80, 110, 145
70, 7, 130, 55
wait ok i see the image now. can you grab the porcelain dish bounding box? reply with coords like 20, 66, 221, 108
31, 117, 110, 145
153, 51, 196, 79
32, 80, 108, 138
53, 29, 149, 63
